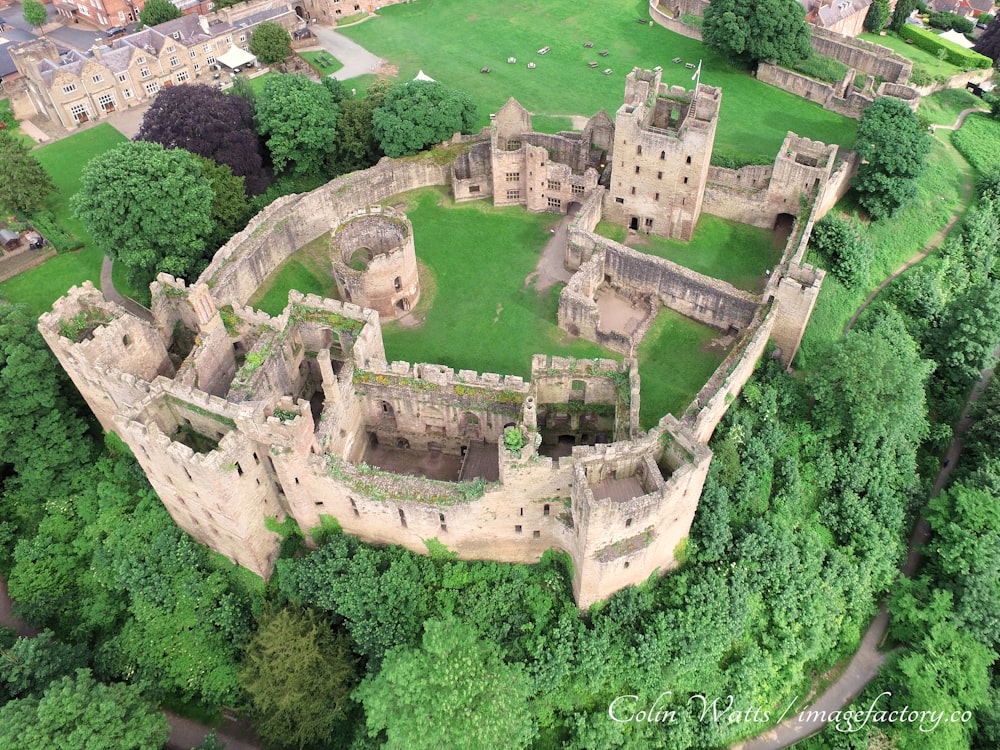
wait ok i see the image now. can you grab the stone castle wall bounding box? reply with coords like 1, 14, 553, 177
200, 157, 452, 309
809, 26, 912, 84
42, 68, 833, 608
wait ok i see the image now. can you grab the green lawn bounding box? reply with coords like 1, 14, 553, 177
251, 186, 728, 419
637, 307, 728, 428
0, 125, 127, 315
952, 113, 1000, 174
248, 234, 340, 315
299, 50, 343, 76
341, 0, 857, 163
375, 187, 615, 378
797, 136, 971, 367
596, 215, 783, 293
859, 31, 963, 83
919, 88, 988, 126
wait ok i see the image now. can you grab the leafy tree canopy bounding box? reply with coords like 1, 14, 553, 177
702, 0, 812, 66
255, 74, 338, 176
71, 140, 215, 286
239, 607, 357, 749
852, 97, 931, 220
249, 21, 291, 65
0, 130, 55, 213
21, 0, 47, 29
194, 156, 252, 250
864, 0, 890, 32
139, 0, 181, 28
327, 96, 384, 176
372, 80, 477, 158
975, 15, 1000, 60
134, 83, 269, 194
355, 617, 536, 750
890, 0, 918, 31
0, 669, 168, 750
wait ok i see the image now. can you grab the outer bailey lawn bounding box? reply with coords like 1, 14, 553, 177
341, 0, 858, 163
0, 124, 128, 315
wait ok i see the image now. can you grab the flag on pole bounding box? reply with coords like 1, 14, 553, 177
691, 59, 702, 87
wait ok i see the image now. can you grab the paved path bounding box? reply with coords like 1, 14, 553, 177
929, 106, 988, 133
100, 255, 153, 321
309, 24, 384, 81
526, 213, 574, 291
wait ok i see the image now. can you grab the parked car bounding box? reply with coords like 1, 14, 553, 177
105, 26, 128, 38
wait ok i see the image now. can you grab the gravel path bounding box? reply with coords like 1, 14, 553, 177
309, 24, 384, 81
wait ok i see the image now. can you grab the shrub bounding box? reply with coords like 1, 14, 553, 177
808, 215, 872, 288
928, 11, 974, 33
899, 24, 992, 69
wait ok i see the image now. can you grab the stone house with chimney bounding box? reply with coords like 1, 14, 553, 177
10, 0, 300, 128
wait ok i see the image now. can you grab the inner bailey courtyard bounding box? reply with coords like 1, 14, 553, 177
41, 67, 847, 608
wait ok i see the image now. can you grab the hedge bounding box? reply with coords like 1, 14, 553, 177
899, 25, 992, 70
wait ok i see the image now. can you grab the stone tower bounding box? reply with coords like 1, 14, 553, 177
604, 68, 722, 241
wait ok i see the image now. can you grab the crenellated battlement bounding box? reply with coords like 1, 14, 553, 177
40, 64, 825, 608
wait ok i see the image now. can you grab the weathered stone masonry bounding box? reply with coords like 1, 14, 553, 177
42, 68, 831, 608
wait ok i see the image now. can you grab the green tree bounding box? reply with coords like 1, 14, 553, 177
702, 0, 812, 66
0, 669, 168, 749
194, 156, 251, 250
808, 215, 872, 288
864, 0, 890, 31
239, 607, 357, 749
890, 0, 918, 31
372, 80, 477, 158
355, 617, 536, 750
852, 97, 931, 220
0, 130, 55, 213
0, 304, 93, 568
0, 630, 88, 702
327, 96, 383, 176
139, 0, 182, 28
254, 74, 338, 176
249, 21, 291, 65
21, 0, 47, 30
71, 140, 215, 286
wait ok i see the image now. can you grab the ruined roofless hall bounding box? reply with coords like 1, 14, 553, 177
40, 67, 837, 608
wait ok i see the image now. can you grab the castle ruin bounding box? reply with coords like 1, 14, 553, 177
41, 68, 844, 607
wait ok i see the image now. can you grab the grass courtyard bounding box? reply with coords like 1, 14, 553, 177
342, 0, 858, 164
952, 113, 1000, 174
858, 31, 965, 84
638, 308, 728, 429
251, 187, 728, 421
0, 124, 127, 315
595, 215, 783, 293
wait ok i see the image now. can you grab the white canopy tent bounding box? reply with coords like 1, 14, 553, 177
217, 46, 257, 70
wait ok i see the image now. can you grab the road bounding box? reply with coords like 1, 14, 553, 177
309, 24, 384, 81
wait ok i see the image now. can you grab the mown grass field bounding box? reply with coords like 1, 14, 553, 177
952, 113, 1000, 174
371, 187, 615, 378
249, 234, 341, 315
859, 31, 964, 82
596, 215, 783, 293
250, 186, 737, 421
797, 136, 971, 367
918, 88, 988, 126
300, 50, 343, 75
0, 125, 127, 315
343, 0, 858, 163
637, 307, 728, 428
